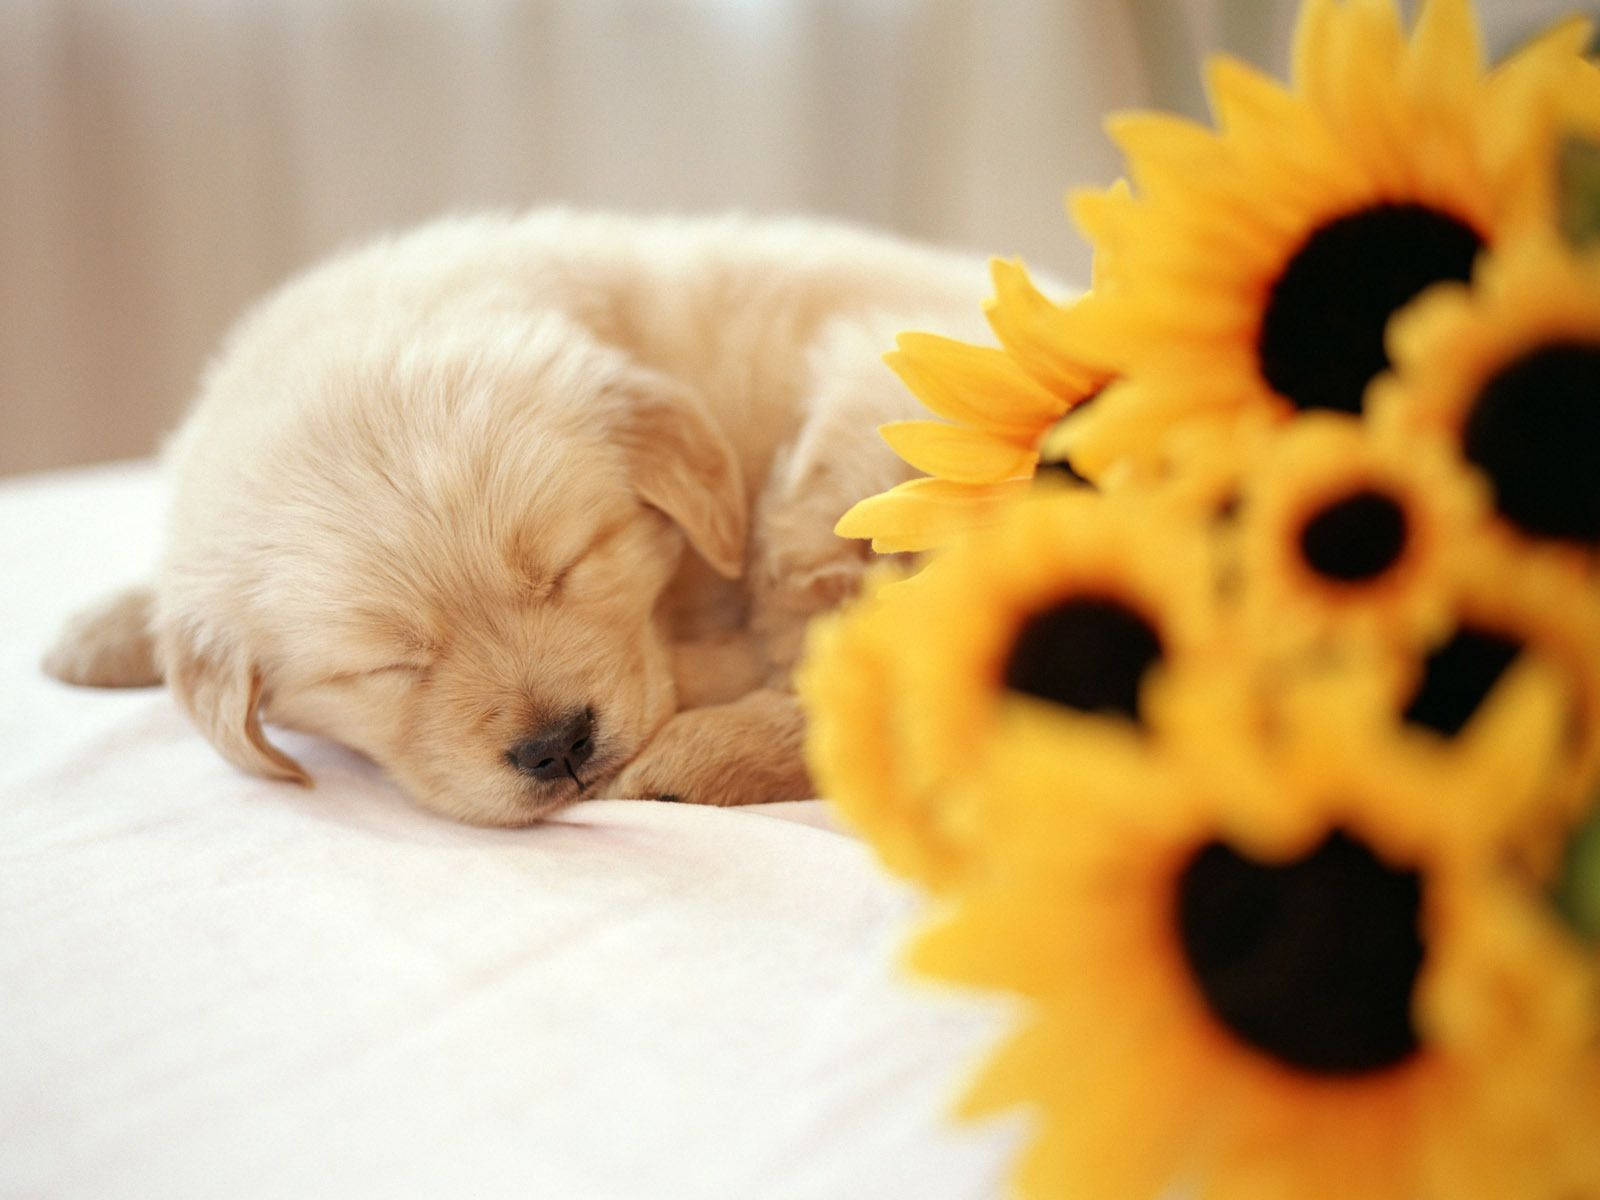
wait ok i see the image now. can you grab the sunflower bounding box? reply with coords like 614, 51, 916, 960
893, 489, 1216, 794
911, 683, 1599, 1200
798, 571, 970, 890
1059, 0, 1593, 477
800, 488, 1217, 888
1232, 414, 1488, 659
1484, 29, 1600, 243
834, 260, 1112, 554
1371, 233, 1600, 557
1384, 534, 1600, 848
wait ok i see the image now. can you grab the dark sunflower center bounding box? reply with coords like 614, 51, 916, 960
1297, 488, 1408, 582
1176, 830, 1424, 1076
1402, 625, 1523, 737
1002, 595, 1163, 723
1258, 203, 1483, 414
1463, 342, 1600, 545
1034, 457, 1096, 489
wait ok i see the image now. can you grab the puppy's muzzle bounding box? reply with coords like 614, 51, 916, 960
508, 707, 595, 786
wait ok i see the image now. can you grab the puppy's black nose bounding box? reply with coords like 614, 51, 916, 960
508, 709, 595, 783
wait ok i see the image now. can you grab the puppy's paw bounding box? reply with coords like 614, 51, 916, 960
611, 756, 709, 806
607, 754, 675, 802
610, 689, 812, 807
43, 587, 162, 688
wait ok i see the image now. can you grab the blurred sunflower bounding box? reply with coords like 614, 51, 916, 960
801, 489, 1217, 888
898, 489, 1216, 784
799, 571, 970, 890
1388, 537, 1600, 846
912, 684, 1598, 1199
1233, 414, 1487, 658
1371, 234, 1600, 556
1484, 29, 1600, 241
835, 261, 1113, 553
1059, 0, 1592, 477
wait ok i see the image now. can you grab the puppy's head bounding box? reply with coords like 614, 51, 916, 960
157, 310, 745, 824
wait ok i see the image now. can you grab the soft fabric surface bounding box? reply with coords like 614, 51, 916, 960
1, 461, 1021, 1199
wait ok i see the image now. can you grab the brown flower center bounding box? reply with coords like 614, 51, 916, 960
1402, 625, 1523, 737
1297, 488, 1408, 583
1464, 341, 1600, 545
1176, 829, 1424, 1075
1258, 203, 1483, 414
1002, 595, 1163, 723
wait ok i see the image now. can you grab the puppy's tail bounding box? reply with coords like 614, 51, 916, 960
43, 586, 162, 688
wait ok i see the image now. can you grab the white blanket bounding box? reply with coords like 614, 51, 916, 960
0, 462, 1022, 1199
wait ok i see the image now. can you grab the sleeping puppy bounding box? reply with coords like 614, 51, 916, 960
44, 211, 991, 825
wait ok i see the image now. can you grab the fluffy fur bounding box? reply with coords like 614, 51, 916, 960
44, 211, 991, 825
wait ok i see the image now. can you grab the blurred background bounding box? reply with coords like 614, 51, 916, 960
1, 0, 1589, 477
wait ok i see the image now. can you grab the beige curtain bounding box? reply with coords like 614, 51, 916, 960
2, 0, 1178, 476
2, 0, 1577, 476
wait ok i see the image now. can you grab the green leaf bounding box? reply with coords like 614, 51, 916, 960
1553, 800, 1600, 943
1558, 135, 1600, 250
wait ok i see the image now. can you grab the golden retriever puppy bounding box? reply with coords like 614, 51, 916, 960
43, 211, 991, 825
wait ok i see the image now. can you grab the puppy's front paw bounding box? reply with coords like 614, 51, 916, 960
609, 690, 812, 808
609, 760, 685, 804
611, 750, 707, 805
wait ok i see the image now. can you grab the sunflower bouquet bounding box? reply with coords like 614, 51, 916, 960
798, 1, 1600, 1195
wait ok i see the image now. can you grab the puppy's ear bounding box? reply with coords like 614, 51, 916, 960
162, 628, 310, 785
611, 368, 747, 579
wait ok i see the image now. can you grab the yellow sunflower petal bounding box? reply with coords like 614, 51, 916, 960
1070, 179, 1139, 292
1054, 378, 1238, 479
1206, 54, 1314, 142
878, 420, 1037, 485
833, 476, 1032, 554
1479, 20, 1598, 233
1035, 1041, 1196, 1199
909, 887, 1069, 999
1291, 0, 1344, 115
954, 1018, 1060, 1119
1107, 111, 1240, 205
1485, 14, 1592, 104
1352, 0, 1406, 64
1337, 1, 1415, 188
1449, 657, 1571, 831
1304, 0, 1394, 177
982, 258, 1106, 396
1186, 89, 1357, 231
1403, 0, 1483, 118
798, 590, 966, 890
886, 332, 1065, 435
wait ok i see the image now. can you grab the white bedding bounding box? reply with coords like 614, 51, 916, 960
0, 462, 1021, 1199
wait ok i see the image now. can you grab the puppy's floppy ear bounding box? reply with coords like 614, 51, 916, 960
162, 626, 310, 785
610, 367, 747, 579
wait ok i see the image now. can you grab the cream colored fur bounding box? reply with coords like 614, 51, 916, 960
44, 211, 991, 825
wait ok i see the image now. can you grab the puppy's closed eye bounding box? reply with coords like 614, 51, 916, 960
505, 521, 620, 603
551, 552, 604, 598
321, 662, 430, 686
547, 518, 638, 599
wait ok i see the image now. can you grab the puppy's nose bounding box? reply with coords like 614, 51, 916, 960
508, 709, 595, 783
